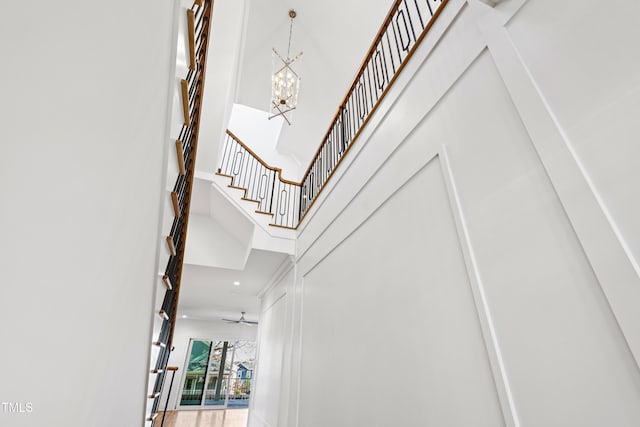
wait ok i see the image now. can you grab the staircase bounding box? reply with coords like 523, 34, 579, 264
144, 0, 449, 421
216, 130, 302, 231
189, 171, 296, 262
145, 0, 212, 424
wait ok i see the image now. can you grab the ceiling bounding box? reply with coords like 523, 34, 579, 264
234, 0, 393, 178
178, 249, 290, 322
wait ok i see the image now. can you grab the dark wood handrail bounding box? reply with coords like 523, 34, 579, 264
149, 1, 214, 423
225, 130, 301, 186
308, 0, 410, 168
167, 0, 212, 355
296, 0, 449, 224
220, 131, 302, 228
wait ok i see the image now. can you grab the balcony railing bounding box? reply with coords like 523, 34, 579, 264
299, 0, 447, 222
179, 375, 252, 406
219, 0, 448, 228
218, 130, 301, 229
148, 0, 213, 424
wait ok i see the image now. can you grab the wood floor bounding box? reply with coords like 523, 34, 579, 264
157, 409, 248, 427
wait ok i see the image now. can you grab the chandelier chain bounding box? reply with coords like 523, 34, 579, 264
287, 15, 294, 59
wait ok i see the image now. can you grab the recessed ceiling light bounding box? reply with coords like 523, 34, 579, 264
233, 281, 240, 286
182, 314, 188, 319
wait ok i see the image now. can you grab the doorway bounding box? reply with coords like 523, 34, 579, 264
179, 339, 256, 409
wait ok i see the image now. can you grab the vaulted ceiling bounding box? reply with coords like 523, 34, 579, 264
235, 0, 392, 174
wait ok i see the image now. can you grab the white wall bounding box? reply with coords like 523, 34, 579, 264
0, 1, 177, 426
252, 0, 640, 426
227, 104, 303, 181
160, 318, 258, 411
195, 0, 248, 174
184, 213, 250, 269
248, 266, 295, 427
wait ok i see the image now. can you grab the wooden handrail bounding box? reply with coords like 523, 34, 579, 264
167, 366, 179, 372
220, 130, 302, 228
149, 1, 214, 421
297, 0, 450, 224
313, 1, 409, 172
301, 0, 407, 180
225, 130, 301, 186
166, 0, 213, 357
226, 130, 276, 171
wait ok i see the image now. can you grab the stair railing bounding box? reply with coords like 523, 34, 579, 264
219, 1, 449, 229
218, 130, 301, 229
159, 366, 179, 427
298, 0, 449, 223
147, 0, 213, 424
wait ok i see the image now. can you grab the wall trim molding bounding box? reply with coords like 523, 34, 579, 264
484, 21, 640, 368
295, 0, 469, 240
258, 255, 295, 300
300, 153, 439, 278
440, 145, 521, 427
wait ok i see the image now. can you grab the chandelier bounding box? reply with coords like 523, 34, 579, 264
269, 10, 302, 125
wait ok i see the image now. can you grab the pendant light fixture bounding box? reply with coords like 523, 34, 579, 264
268, 9, 302, 125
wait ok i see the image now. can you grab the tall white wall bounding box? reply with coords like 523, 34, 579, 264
0, 1, 177, 426
249, 266, 295, 427
195, 0, 248, 174
252, 0, 640, 426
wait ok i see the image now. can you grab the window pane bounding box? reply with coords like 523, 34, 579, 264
204, 341, 232, 406
180, 340, 211, 406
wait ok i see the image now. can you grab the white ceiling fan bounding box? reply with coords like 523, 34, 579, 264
223, 311, 258, 326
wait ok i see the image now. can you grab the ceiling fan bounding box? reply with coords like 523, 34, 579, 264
223, 311, 258, 326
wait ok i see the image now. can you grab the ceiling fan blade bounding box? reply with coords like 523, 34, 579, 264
224, 312, 258, 325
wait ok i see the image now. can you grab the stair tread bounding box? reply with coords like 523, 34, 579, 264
240, 197, 261, 205
216, 172, 234, 179
269, 223, 297, 231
